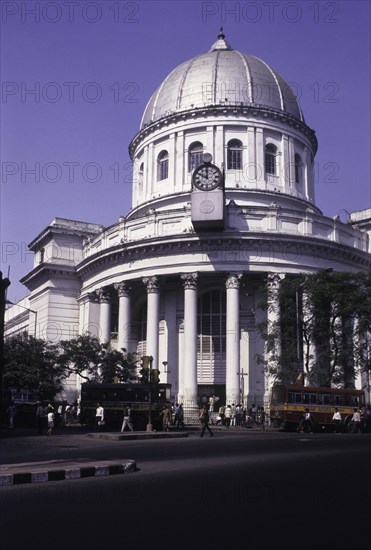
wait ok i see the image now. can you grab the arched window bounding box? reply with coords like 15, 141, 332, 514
265, 144, 277, 175
295, 154, 302, 184
227, 139, 243, 170
188, 141, 204, 172
157, 150, 169, 181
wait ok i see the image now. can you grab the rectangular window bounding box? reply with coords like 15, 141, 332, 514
227, 150, 242, 170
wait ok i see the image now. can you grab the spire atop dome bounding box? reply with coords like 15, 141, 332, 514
209, 27, 232, 51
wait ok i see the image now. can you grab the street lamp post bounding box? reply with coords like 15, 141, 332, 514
146, 355, 154, 432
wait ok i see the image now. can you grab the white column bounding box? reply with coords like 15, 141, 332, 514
148, 142, 154, 196
181, 273, 198, 406
143, 276, 160, 370
176, 130, 184, 191
226, 273, 242, 405
288, 136, 295, 187
96, 288, 112, 344
256, 128, 264, 186
114, 282, 131, 352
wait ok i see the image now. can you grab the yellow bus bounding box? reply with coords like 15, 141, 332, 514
270, 384, 365, 432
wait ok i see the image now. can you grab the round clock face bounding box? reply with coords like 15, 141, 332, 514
192, 163, 222, 191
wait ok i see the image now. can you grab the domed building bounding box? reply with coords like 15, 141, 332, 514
5, 31, 371, 410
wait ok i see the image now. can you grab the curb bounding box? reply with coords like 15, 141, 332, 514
0, 459, 137, 486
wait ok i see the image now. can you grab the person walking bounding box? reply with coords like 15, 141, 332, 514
332, 407, 342, 433
121, 405, 134, 432
199, 404, 214, 437
6, 400, 17, 429
95, 402, 105, 430
46, 405, 55, 437
351, 408, 361, 433
174, 403, 185, 429
224, 404, 232, 428
158, 405, 172, 432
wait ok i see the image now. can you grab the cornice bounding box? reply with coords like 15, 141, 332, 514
20, 263, 78, 289
76, 232, 371, 280
129, 104, 318, 158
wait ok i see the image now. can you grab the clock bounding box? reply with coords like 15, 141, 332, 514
192, 162, 223, 191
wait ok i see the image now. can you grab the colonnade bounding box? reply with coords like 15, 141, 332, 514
80, 272, 280, 406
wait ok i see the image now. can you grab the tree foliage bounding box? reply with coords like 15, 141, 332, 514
3, 335, 66, 400
257, 270, 371, 387
3, 333, 139, 400
58, 334, 138, 383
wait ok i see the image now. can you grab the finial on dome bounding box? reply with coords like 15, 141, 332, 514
209, 27, 232, 51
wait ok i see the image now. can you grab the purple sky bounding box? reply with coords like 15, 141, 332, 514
1, 0, 370, 303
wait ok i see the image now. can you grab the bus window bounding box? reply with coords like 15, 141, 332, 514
309, 394, 317, 405
303, 394, 310, 404
334, 395, 343, 406
323, 394, 330, 405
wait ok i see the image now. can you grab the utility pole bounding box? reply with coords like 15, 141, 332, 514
146, 355, 154, 432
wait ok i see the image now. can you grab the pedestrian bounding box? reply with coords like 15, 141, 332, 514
224, 404, 232, 427
332, 407, 342, 433
350, 408, 361, 433
208, 395, 215, 424
35, 401, 47, 435
95, 402, 105, 430
174, 403, 185, 429
158, 405, 172, 432
297, 408, 313, 433
216, 404, 225, 426
257, 406, 266, 430
46, 405, 55, 437
121, 404, 133, 432
6, 400, 17, 429
199, 404, 214, 437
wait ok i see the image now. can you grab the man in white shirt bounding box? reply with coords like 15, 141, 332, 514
332, 408, 342, 433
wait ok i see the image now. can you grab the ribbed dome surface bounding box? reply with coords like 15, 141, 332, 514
141, 33, 304, 129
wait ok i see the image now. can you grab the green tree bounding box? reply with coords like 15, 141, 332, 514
3, 335, 66, 400
257, 270, 371, 387
58, 334, 138, 383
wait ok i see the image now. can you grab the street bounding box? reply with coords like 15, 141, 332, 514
1, 429, 370, 549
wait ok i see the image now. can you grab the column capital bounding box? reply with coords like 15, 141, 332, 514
96, 288, 112, 303
143, 276, 159, 293
181, 272, 198, 290
225, 273, 243, 289
114, 281, 131, 298
267, 273, 285, 289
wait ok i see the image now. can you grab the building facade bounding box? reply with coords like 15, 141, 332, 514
5, 32, 371, 408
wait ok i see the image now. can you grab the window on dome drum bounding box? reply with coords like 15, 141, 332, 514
188, 141, 204, 172
157, 150, 169, 181
265, 144, 277, 175
295, 154, 303, 184
227, 139, 243, 170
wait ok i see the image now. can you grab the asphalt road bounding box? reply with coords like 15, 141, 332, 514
1, 428, 370, 550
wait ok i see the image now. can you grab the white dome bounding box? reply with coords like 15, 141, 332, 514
141, 31, 304, 129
